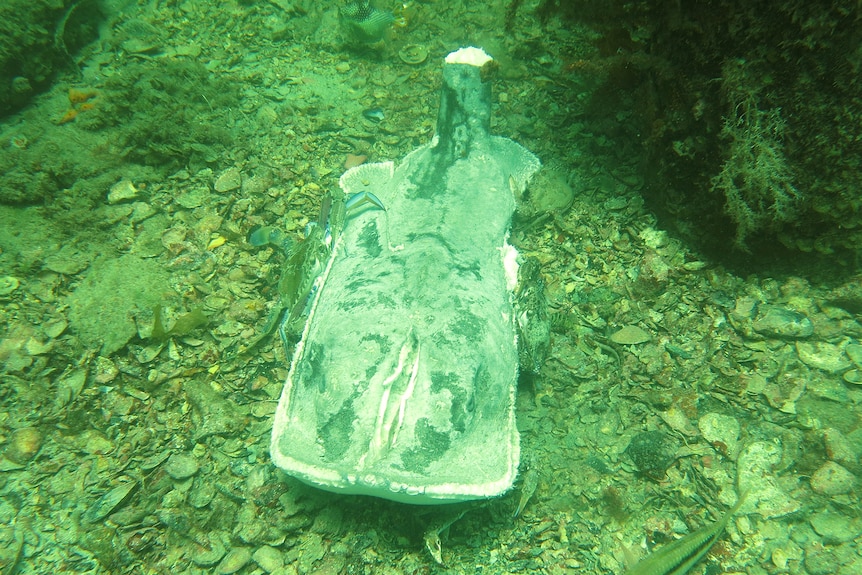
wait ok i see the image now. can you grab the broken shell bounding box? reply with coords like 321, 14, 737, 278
94, 356, 119, 384
698, 412, 741, 459
56, 368, 88, 406
252, 545, 284, 572
190, 535, 227, 567
130, 342, 164, 363
752, 306, 814, 339
207, 235, 227, 250
214, 167, 242, 192
796, 341, 852, 373
44, 317, 68, 338
4, 427, 42, 464
121, 37, 161, 54
216, 547, 252, 574
399, 44, 429, 65
0, 276, 20, 297
140, 451, 171, 471
810, 461, 857, 495
846, 343, 862, 368
83, 480, 139, 523
108, 179, 138, 204
189, 481, 216, 508
610, 325, 651, 345
521, 165, 575, 217
164, 452, 200, 480
843, 369, 862, 386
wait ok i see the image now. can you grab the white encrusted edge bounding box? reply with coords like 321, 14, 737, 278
445, 46, 492, 67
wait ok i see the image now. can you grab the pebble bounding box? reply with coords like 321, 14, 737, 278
795, 341, 852, 373
191, 535, 227, 567
176, 186, 209, 208
697, 412, 740, 459
610, 325, 651, 345
164, 452, 200, 480
529, 167, 575, 215
737, 441, 800, 518
751, 306, 814, 339
846, 343, 862, 368
214, 167, 242, 193
93, 356, 119, 384
0, 275, 20, 296
216, 547, 252, 574
810, 461, 857, 496
4, 427, 43, 464
252, 545, 284, 572
804, 546, 842, 575
83, 430, 114, 455
189, 480, 216, 508
809, 509, 860, 544
770, 541, 803, 570
658, 404, 698, 436
761, 379, 805, 414
822, 428, 858, 468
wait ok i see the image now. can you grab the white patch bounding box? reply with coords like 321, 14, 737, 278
445, 47, 493, 67
501, 240, 519, 292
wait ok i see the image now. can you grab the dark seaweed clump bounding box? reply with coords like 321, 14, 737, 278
538, 0, 862, 276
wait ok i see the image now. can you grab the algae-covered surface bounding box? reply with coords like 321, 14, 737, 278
67, 254, 171, 354
0, 1, 861, 574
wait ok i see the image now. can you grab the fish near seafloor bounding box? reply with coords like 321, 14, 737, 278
625, 491, 748, 575
340, 1, 395, 43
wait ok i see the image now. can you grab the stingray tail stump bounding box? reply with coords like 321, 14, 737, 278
270, 47, 541, 503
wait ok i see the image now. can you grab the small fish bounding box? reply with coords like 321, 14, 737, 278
423, 506, 470, 565
247, 225, 285, 248
340, 1, 395, 44
363, 107, 385, 122
317, 193, 333, 229
625, 491, 748, 575
513, 462, 538, 519
345, 190, 386, 216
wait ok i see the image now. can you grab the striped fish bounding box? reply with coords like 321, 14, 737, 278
340, 1, 395, 43
626, 491, 748, 575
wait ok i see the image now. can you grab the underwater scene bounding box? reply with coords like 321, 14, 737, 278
1, 0, 861, 573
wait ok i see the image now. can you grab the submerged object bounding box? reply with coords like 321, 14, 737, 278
270, 47, 540, 503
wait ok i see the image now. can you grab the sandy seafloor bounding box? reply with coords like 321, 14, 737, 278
1, 1, 861, 574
